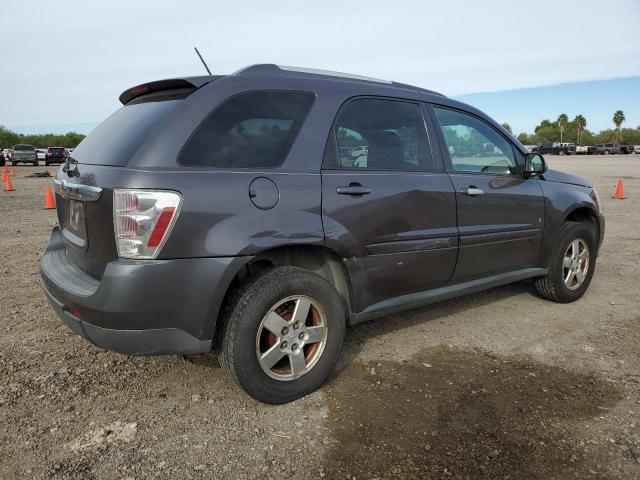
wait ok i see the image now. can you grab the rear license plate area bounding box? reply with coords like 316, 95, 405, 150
62, 200, 88, 249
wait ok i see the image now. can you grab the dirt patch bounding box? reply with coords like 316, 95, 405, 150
1, 158, 640, 479
325, 346, 623, 479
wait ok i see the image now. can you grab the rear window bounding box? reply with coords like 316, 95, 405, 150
179, 91, 315, 168
14, 144, 34, 151
71, 95, 184, 166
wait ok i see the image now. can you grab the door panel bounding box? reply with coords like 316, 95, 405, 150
322, 170, 458, 312
428, 105, 545, 282
447, 173, 544, 282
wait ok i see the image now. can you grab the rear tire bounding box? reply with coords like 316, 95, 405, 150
534, 221, 597, 303
218, 266, 346, 404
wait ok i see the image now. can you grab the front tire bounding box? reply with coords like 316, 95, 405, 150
535, 221, 597, 303
219, 266, 346, 404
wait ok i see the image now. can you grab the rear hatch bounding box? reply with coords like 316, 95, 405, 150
54, 83, 201, 279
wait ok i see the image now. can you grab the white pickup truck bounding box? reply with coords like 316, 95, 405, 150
574, 145, 589, 154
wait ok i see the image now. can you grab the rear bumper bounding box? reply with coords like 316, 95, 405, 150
40, 226, 251, 355
42, 287, 212, 355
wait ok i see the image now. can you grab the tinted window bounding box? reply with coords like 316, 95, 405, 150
14, 144, 34, 151
180, 91, 315, 168
329, 98, 433, 171
71, 98, 182, 166
433, 107, 516, 175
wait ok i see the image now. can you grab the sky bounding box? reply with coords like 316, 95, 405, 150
2, 0, 639, 135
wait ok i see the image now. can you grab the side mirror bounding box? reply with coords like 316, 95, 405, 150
524, 153, 547, 177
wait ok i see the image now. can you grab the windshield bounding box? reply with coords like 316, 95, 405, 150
14, 144, 34, 151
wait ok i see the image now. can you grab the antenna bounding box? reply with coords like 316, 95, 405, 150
193, 46, 212, 75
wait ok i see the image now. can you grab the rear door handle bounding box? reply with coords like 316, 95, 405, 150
460, 187, 484, 197
336, 185, 371, 196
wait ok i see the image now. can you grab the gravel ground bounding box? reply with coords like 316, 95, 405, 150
1, 155, 639, 479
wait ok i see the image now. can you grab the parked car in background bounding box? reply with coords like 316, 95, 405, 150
45, 147, 68, 165
523, 145, 538, 152
36, 149, 47, 161
620, 144, 635, 154
40, 64, 605, 403
573, 145, 589, 154
596, 143, 632, 154
633, 145, 640, 154
532, 143, 572, 155
10, 144, 38, 165
0, 147, 4, 167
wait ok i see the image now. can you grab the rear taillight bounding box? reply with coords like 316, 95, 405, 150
113, 189, 182, 259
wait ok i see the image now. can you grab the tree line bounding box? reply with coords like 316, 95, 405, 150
0, 125, 86, 149
504, 111, 639, 146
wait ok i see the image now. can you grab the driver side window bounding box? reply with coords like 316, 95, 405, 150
433, 107, 516, 175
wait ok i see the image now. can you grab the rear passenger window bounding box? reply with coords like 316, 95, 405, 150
328, 98, 433, 171
180, 91, 315, 168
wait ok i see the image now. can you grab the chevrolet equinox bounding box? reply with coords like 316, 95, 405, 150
40, 64, 605, 404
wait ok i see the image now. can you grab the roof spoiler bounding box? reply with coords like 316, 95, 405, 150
118, 76, 219, 105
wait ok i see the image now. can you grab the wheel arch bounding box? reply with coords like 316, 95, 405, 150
563, 205, 602, 248
213, 244, 353, 343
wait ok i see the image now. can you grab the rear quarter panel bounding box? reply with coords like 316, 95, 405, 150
118, 169, 324, 258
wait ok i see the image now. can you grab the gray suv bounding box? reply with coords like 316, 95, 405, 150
11, 144, 38, 165
40, 65, 605, 403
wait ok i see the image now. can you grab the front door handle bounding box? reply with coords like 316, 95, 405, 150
336, 184, 371, 196
460, 187, 484, 197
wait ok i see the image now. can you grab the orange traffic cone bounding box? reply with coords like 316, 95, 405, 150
4, 176, 14, 191
45, 186, 56, 209
10, 165, 16, 176
1, 170, 6, 184
613, 179, 627, 199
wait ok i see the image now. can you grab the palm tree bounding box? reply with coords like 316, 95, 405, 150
574, 115, 587, 144
613, 110, 625, 142
557, 113, 569, 143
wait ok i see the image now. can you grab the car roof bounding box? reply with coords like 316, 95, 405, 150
119, 64, 447, 104
118, 64, 524, 154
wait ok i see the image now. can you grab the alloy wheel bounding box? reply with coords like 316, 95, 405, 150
563, 238, 590, 290
255, 295, 328, 381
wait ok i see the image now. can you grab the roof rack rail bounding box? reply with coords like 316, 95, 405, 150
234, 64, 390, 84
233, 64, 444, 96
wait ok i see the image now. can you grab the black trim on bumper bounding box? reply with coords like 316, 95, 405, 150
43, 283, 211, 355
